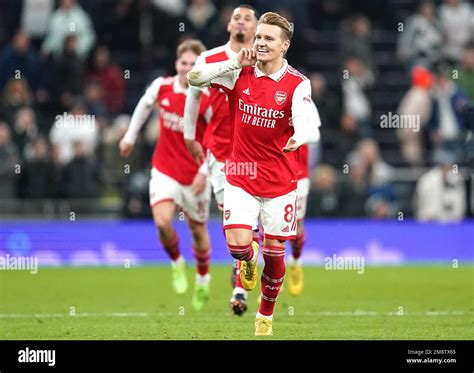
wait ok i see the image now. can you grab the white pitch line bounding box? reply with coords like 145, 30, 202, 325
301, 311, 466, 317
0, 310, 467, 318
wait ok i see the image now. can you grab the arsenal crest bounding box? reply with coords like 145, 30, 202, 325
225, 210, 231, 220
274, 91, 287, 105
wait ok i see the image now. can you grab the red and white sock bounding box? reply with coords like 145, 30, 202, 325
192, 245, 210, 276
258, 244, 286, 317
161, 231, 181, 261
227, 242, 254, 262
231, 231, 260, 288
233, 259, 244, 289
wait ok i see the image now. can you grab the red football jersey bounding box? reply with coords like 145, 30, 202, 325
153, 76, 210, 185
198, 43, 237, 162
212, 61, 311, 198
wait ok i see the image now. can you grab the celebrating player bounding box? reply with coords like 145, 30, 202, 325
183, 4, 258, 316
120, 40, 212, 311
188, 12, 321, 335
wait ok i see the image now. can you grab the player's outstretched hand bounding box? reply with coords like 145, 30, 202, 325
282, 137, 299, 153
191, 172, 207, 196
185, 139, 205, 165
283, 137, 299, 153
237, 48, 257, 67
119, 138, 134, 157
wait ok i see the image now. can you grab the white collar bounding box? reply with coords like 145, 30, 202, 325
173, 75, 187, 94
254, 59, 288, 81
225, 41, 238, 58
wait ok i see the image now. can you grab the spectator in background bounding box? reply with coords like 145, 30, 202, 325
102, 114, 144, 183
341, 56, 374, 137
41, 0, 96, 61
83, 80, 109, 119
0, 122, 20, 199
50, 35, 83, 110
20, 0, 54, 45
0, 30, 43, 93
60, 140, 100, 198
49, 101, 99, 165
397, 66, 434, 166
356, 138, 394, 199
340, 153, 368, 217
397, 0, 442, 69
456, 42, 474, 103
184, 0, 217, 43
97, 0, 140, 53
333, 113, 361, 167
152, 0, 186, 18
0, 78, 33, 125
86, 46, 125, 114
365, 194, 395, 219
428, 62, 469, 159
13, 106, 38, 154
414, 150, 466, 221
18, 136, 57, 199
339, 14, 375, 72
306, 164, 342, 217
355, 139, 397, 219
309, 72, 341, 129
439, 0, 474, 64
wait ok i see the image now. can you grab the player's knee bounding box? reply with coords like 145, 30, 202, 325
154, 215, 173, 233
225, 231, 253, 247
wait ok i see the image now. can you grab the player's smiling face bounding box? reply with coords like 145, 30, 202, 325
254, 24, 290, 63
175, 50, 198, 87
227, 7, 257, 43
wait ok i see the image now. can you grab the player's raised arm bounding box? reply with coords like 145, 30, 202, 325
120, 78, 162, 157
183, 86, 206, 165
283, 80, 321, 153
187, 48, 256, 89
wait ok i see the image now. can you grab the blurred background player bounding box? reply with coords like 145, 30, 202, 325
183, 4, 258, 316
188, 12, 321, 335
120, 40, 212, 311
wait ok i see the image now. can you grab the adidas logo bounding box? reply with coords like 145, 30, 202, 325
281, 226, 290, 233
243, 88, 250, 95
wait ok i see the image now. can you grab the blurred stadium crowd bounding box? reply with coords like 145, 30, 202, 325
0, 0, 472, 220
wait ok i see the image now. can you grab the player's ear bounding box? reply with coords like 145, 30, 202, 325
282, 40, 290, 55
227, 22, 232, 33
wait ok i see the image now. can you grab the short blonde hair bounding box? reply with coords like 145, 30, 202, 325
258, 12, 293, 41
176, 39, 206, 59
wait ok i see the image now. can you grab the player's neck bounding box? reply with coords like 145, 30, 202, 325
179, 78, 188, 90
257, 58, 285, 76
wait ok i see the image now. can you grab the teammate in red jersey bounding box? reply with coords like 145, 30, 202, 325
120, 40, 213, 311
188, 12, 321, 335
183, 4, 258, 316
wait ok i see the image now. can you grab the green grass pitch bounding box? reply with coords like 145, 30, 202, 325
1, 265, 472, 340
